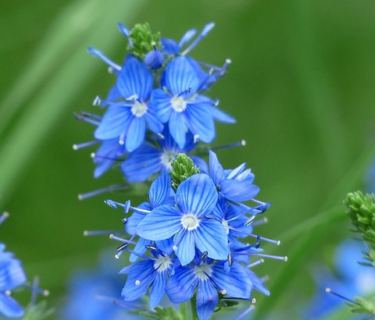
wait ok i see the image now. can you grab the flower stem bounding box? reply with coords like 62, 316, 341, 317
190, 295, 199, 320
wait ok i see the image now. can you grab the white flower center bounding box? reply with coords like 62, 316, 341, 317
160, 150, 176, 170
181, 213, 199, 231
131, 101, 148, 117
222, 219, 230, 235
171, 96, 187, 112
194, 263, 212, 281
154, 255, 171, 272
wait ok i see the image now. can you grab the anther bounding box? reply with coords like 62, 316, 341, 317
145, 245, 157, 252
194, 135, 200, 143
122, 218, 127, 225
72, 140, 99, 151
135, 280, 141, 286
221, 289, 227, 295
247, 259, 264, 268
0, 212, 9, 225
201, 251, 208, 261
173, 245, 178, 251
84, 230, 123, 236
228, 254, 233, 267
93, 96, 101, 106
117, 243, 129, 252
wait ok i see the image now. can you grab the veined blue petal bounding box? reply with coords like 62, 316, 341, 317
209, 150, 226, 185
0, 293, 24, 318
117, 55, 153, 100
185, 102, 215, 143
94, 106, 132, 140
163, 56, 199, 96
121, 143, 162, 182
175, 230, 195, 266
152, 89, 173, 123
137, 206, 182, 241
169, 112, 187, 149
194, 220, 228, 261
122, 260, 156, 301
212, 262, 252, 298
166, 266, 197, 303
149, 272, 167, 309
220, 180, 260, 203
144, 107, 164, 134
126, 210, 148, 236
156, 237, 174, 256
102, 84, 122, 106
130, 237, 152, 263
176, 174, 217, 217
0, 259, 26, 291
226, 163, 246, 180
149, 172, 171, 208
125, 117, 146, 152
196, 280, 218, 320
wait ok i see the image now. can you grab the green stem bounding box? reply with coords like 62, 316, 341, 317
190, 295, 199, 320
180, 301, 190, 320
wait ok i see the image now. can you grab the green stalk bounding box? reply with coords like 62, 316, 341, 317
190, 295, 199, 320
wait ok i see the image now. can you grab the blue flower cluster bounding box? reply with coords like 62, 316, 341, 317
75, 22, 234, 183
0, 213, 27, 318
79, 21, 284, 320
106, 151, 282, 320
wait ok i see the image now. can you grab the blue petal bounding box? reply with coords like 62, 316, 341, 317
94, 106, 132, 140
149, 172, 172, 208
185, 102, 215, 143
0, 259, 26, 291
209, 151, 226, 185
125, 117, 146, 152
152, 89, 173, 123
144, 107, 164, 134
144, 49, 164, 70
102, 84, 122, 106
169, 111, 187, 149
226, 163, 246, 180
190, 156, 208, 173
122, 260, 156, 301
175, 230, 195, 266
178, 28, 197, 48
196, 280, 218, 320
117, 55, 153, 100
149, 271, 167, 309
207, 105, 236, 123
176, 174, 217, 217
220, 180, 260, 203
121, 143, 162, 182
211, 262, 252, 298
194, 220, 228, 261
126, 209, 149, 236
166, 266, 197, 303
156, 237, 174, 256
163, 56, 199, 96
245, 268, 270, 296
0, 293, 24, 318
137, 206, 182, 241
161, 38, 180, 55
130, 237, 152, 263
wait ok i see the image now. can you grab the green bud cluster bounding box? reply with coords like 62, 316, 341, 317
344, 191, 375, 266
348, 296, 375, 316
169, 153, 200, 192
127, 23, 162, 60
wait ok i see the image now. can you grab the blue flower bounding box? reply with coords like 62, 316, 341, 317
94, 54, 163, 152
137, 174, 229, 265
152, 56, 235, 149
0, 244, 26, 318
92, 138, 126, 178
166, 257, 251, 320
121, 127, 207, 182
124, 172, 175, 262
209, 150, 260, 205
120, 246, 174, 310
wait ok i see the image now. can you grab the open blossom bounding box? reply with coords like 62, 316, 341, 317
0, 244, 26, 318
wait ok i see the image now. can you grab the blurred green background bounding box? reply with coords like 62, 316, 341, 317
1, 0, 375, 319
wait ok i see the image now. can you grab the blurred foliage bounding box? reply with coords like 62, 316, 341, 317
1, 0, 375, 319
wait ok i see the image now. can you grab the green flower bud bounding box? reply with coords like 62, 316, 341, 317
169, 153, 200, 192
127, 23, 161, 60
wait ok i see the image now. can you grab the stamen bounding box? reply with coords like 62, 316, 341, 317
117, 23, 134, 48
83, 230, 124, 236
252, 217, 268, 227
228, 254, 233, 267
0, 212, 9, 225
135, 264, 161, 285
228, 226, 280, 245
95, 295, 156, 314
81, 112, 102, 121
181, 22, 215, 55
87, 47, 121, 71
250, 253, 287, 261
117, 243, 129, 252
78, 184, 129, 200
74, 113, 100, 126
109, 234, 136, 245
72, 140, 99, 150
247, 259, 264, 268
234, 305, 255, 320
210, 140, 246, 151
325, 288, 359, 304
